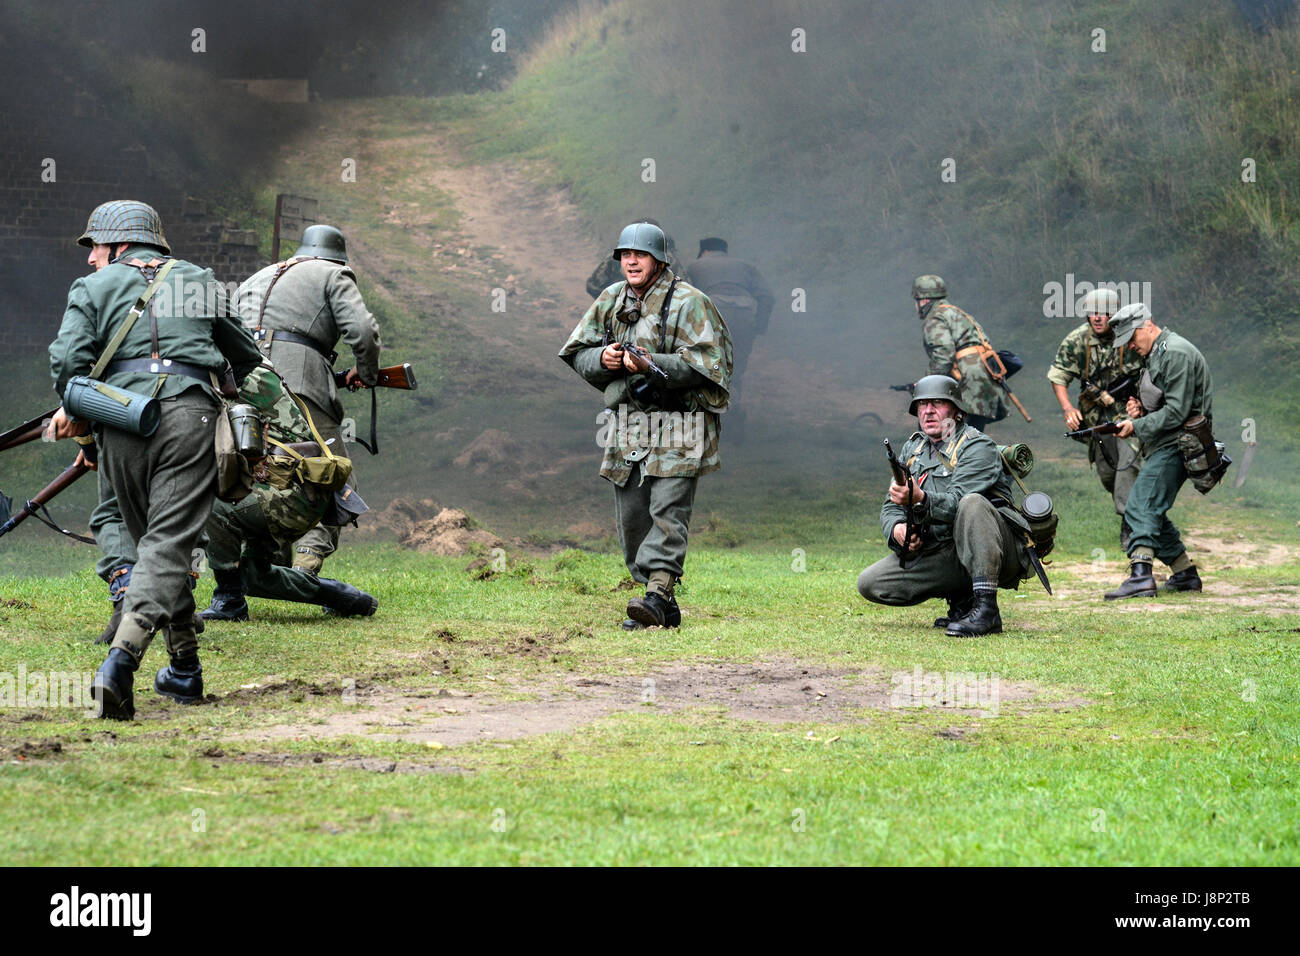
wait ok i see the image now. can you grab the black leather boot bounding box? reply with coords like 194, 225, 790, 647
318, 578, 378, 617
92, 647, 137, 720
95, 600, 122, 645
1104, 561, 1156, 600
933, 592, 974, 629
155, 653, 204, 704
1161, 566, 1202, 592
626, 592, 680, 628
199, 568, 249, 622
945, 590, 1002, 637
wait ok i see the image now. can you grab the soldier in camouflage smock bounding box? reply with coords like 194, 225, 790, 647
1048, 287, 1146, 548
912, 275, 1006, 430
561, 222, 732, 629
199, 364, 378, 620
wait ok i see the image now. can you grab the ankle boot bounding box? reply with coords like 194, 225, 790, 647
1104, 561, 1156, 600
1162, 566, 1202, 592
317, 578, 378, 617
92, 647, 137, 720
155, 653, 204, 704
200, 568, 249, 622
934, 592, 974, 629
945, 590, 1002, 637
626, 592, 680, 628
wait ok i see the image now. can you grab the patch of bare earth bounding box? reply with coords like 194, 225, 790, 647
228, 659, 1077, 750
1050, 531, 1300, 613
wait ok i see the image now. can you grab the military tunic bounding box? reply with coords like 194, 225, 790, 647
49, 245, 262, 661
920, 302, 1006, 425
234, 257, 381, 570
1123, 329, 1214, 563
684, 253, 773, 407
560, 268, 733, 590
1048, 322, 1146, 515
858, 424, 1029, 607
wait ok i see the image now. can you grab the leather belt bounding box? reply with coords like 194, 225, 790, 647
253, 328, 338, 364
105, 358, 212, 382
954, 345, 990, 360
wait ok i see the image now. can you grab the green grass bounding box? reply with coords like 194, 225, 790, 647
3, 511, 1298, 865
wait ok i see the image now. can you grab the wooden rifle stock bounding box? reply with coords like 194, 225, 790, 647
0, 460, 91, 541
0, 407, 58, 452
334, 363, 418, 391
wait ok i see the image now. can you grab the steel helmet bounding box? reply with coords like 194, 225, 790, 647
612, 221, 668, 263
1079, 286, 1120, 318
77, 200, 170, 254
909, 374, 966, 415
294, 224, 348, 263
911, 274, 947, 300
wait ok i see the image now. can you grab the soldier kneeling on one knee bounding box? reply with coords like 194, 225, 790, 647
857, 375, 1035, 637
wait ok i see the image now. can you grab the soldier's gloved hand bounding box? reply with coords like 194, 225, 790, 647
1063, 406, 1082, 431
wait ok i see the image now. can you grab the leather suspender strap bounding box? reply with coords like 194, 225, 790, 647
658, 276, 679, 353
256, 257, 308, 331
88, 258, 177, 381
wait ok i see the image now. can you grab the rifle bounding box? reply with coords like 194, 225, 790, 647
1081, 373, 1137, 409
331, 363, 418, 457
615, 344, 669, 380
884, 438, 926, 569
890, 383, 915, 394
333, 363, 418, 391
0, 407, 59, 452
977, 348, 1031, 422
0, 460, 94, 543
1064, 421, 1123, 440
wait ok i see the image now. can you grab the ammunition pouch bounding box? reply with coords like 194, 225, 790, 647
63, 376, 161, 437
265, 391, 352, 493
1018, 491, 1058, 559
1177, 414, 1231, 494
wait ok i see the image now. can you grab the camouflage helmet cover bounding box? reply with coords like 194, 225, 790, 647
77, 200, 170, 255
612, 222, 668, 263
294, 224, 348, 263
1079, 286, 1120, 318
911, 274, 947, 300
909, 374, 966, 415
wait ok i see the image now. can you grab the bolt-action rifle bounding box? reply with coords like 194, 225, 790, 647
884, 438, 927, 569
0, 407, 59, 452
330, 363, 419, 456
889, 383, 915, 394
1080, 373, 1137, 409
0, 460, 94, 543
1064, 421, 1124, 440
610, 343, 669, 380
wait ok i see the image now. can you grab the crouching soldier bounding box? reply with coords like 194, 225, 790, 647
857, 375, 1031, 636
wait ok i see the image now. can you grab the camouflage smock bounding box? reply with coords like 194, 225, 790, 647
560, 267, 733, 486
1047, 323, 1145, 429
920, 301, 1006, 421
226, 364, 328, 537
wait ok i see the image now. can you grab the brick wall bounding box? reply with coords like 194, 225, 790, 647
0, 93, 268, 355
